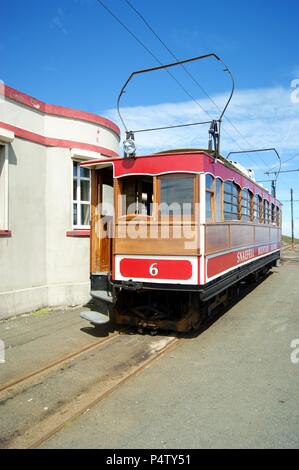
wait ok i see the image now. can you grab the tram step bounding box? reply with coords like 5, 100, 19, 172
91, 290, 114, 303
80, 310, 110, 325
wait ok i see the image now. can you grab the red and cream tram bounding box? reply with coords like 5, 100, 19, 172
80, 54, 282, 332
80, 149, 281, 332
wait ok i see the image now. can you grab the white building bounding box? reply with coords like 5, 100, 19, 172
0, 84, 120, 319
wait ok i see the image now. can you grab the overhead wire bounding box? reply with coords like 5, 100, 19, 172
96, 0, 269, 171
123, 0, 269, 171
268, 151, 299, 171
96, 0, 216, 122
96, 0, 248, 151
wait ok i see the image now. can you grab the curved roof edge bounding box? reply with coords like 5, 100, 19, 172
3, 84, 120, 138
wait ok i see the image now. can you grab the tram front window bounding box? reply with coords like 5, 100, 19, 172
121, 176, 153, 216
159, 174, 194, 218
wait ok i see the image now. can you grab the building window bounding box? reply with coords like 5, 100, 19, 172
0, 145, 9, 230
241, 189, 253, 222
263, 200, 270, 224
73, 161, 90, 228
224, 181, 240, 221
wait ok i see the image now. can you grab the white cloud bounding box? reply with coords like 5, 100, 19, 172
105, 86, 299, 163
50, 8, 68, 35
104, 85, 299, 235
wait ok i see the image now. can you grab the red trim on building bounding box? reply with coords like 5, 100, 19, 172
0, 121, 118, 158
4, 85, 120, 137
66, 230, 90, 237
0, 230, 12, 237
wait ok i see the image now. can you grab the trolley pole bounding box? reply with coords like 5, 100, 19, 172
291, 188, 294, 249
271, 180, 276, 198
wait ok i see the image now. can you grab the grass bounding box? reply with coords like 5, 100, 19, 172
282, 235, 299, 244
31, 307, 49, 317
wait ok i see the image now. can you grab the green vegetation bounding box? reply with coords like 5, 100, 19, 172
282, 235, 299, 244
31, 307, 49, 317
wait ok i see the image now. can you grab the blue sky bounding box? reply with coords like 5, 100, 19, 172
2, 0, 299, 234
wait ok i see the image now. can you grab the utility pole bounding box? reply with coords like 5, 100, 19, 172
291, 188, 294, 249
264, 168, 299, 249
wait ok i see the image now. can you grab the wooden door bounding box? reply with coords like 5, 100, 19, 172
90, 168, 113, 273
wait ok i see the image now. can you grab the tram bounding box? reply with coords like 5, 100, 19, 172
80, 54, 282, 332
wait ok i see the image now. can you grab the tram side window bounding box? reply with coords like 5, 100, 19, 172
215, 178, 223, 222
121, 176, 153, 216
241, 189, 253, 222
263, 200, 270, 224
271, 203, 276, 224
224, 181, 240, 221
160, 174, 194, 217
254, 194, 262, 223
276, 206, 280, 226
205, 175, 214, 222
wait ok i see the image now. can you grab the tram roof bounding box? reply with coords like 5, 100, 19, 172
80, 149, 281, 206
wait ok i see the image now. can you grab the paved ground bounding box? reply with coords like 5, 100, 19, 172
41, 260, 299, 449
0, 306, 113, 386
1, 249, 299, 449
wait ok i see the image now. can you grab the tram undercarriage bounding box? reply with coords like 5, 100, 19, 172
110, 253, 279, 333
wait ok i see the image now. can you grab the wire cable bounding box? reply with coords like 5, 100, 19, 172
96, 0, 266, 170
123, 0, 269, 170
96, 0, 217, 121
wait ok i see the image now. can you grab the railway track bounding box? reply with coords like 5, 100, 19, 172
29, 336, 180, 449
0, 262, 283, 449
0, 329, 180, 449
0, 331, 119, 395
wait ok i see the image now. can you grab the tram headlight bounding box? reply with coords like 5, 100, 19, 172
123, 138, 136, 157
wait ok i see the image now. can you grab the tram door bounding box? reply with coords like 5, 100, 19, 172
91, 167, 113, 273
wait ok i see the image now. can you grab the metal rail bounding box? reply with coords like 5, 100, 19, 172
28, 337, 180, 449
0, 332, 119, 395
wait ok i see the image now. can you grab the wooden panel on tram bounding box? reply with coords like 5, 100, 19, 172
205, 224, 230, 254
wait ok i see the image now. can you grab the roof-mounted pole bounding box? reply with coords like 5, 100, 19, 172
226, 148, 282, 198
117, 53, 235, 158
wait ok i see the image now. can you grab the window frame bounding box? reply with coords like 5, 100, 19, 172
271, 203, 276, 224
118, 175, 154, 221
223, 181, 241, 221
205, 174, 215, 223
263, 199, 270, 225
0, 144, 9, 231
157, 173, 197, 222
241, 188, 253, 222
215, 177, 223, 223
73, 160, 91, 229
276, 206, 280, 227
253, 194, 263, 223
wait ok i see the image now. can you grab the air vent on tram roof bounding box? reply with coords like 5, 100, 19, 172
227, 160, 256, 181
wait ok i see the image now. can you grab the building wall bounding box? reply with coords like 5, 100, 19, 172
0, 85, 120, 319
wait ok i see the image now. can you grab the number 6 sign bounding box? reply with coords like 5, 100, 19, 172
149, 263, 159, 277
